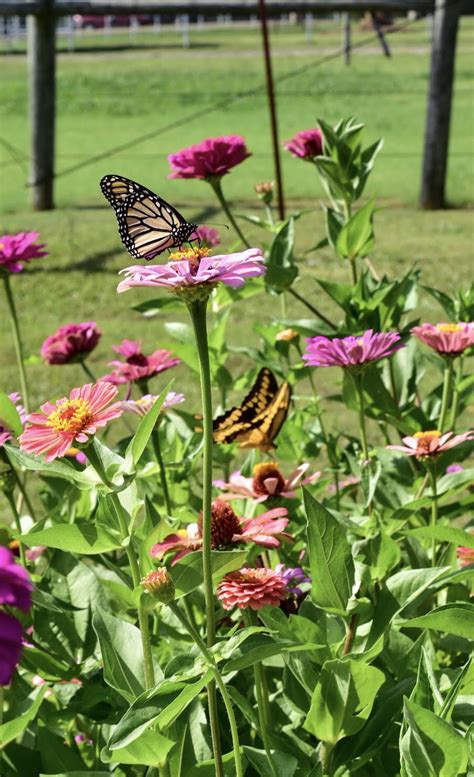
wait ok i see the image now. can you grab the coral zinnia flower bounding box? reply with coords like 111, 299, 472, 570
386, 429, 473, 459
121, 392, 185, 417
118, 247, 265, 296
217, 567, 288, 611
0, 547, 33, 611
41, 322, 101, 365
214, 462, 320, 503
0, 232, 47, 274
0, 392, 26, 447
411, 322, 474, 356
284, 128, 323, 160
151, 500, 290, 564
303, 330, 403, 369
190, 225, 221, 248
457, 538, 474, 567
19, 382, 122, 461
0, 612, 24, 685
168, 135, 251, 180
101, 340, 179, 386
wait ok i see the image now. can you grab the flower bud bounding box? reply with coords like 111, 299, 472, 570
140, 568, 175, 605
254, 181, 274, 205
276, 328, 299, 342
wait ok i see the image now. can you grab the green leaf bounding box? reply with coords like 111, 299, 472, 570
0, 392, 22, 436
336, 200, 375, 260
222, 633, 322, 673
170, 549, 248, 598
244, 746, 298, 777
303, 488, 354, 615
185, 749, 244, 776
0, 687, 46, 746
102, 726, 175, 766
265, 217, 298, 292
304, 658, 385, 744
92, 607, 149, 701
19, 521, 122, 554
127, 381, 172, 467
401, 604, 474, 640
40, 773, 111, 777
5, 446, 92, 485
401, 698, 468, 777
403, 526, 474, 549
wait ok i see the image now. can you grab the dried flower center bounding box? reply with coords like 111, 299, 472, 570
436, 323, 463, 333
126, 353, 148, 367
47, 398, 93, 434
413, 430, 441, 454
202, 500, 241, 548
252, 462, 286, 496
169, 247, 211, 275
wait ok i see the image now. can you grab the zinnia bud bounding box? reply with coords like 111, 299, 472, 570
276, 328, 299, 342
140, 568, 175, 605
254, 181, 274, 205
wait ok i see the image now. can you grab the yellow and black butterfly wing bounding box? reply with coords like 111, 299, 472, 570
237, 381, 291, 450
100, 174, 198, 260
213, 368, 278, 445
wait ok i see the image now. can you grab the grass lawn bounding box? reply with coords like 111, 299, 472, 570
0, 18, 473, 415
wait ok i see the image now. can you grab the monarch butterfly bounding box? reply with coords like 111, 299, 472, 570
100, 174, 198, 260
213, 368, 291, 451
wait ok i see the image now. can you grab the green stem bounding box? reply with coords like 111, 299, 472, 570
342, 613, 359, 656
187, 299, 224, 777
10, 464, 37, 523
320, 741, 334, 776
79, 359, 97, 382
5, 490, 27, 566
170, 603, 244, 777
429, 466, 438, 567
287, 287, 337, 331
349, 257, 357, 285
151, 430, 172, 516
246, 611, 278, 777
438, 358, 454, 432
449, 357, 462, 432
210, 178, 251, 249
354, 374, 370, 465
3, 274, 30, 413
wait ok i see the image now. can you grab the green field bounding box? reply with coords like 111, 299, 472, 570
0, 18, 473, 413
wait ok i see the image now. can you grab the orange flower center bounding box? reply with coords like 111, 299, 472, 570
252, 462, 286, 495
413, 430, 441, 454
47, 398, 93, 434
436, 323, 463, 333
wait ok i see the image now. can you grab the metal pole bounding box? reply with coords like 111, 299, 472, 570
341, 12, 351, 64
27, 0, 56, 210
420, 0, 460, 209
257, 0, 285, 220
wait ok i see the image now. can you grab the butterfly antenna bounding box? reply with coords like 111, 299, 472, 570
202, 222, 230, 230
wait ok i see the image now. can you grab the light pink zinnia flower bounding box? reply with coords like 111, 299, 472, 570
118, 247, 265, 295
0, 393, 26, 447
41, 322, 101, 365
327, 474, 360, 495
190, 225, 221, 247
19, 382, 123, 462
284, 128, 323, 160
101, 340, 180, 386
168, 135, 251, 180
151, 500, 290, 564
386, 429, 474, 459
121, 392, 185, 416
214, 462, 320, 502
0, 232, 48, 274
411, 322, 474, 356
303, 330, 404, 368
217, 567, 288, 611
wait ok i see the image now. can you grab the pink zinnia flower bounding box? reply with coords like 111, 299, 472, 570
386, 429, 474, 459
411, 322, 474, 356
284, 128, 323, 160
214, 462, 320, 503
303, 330, 404, 369
118, 247, 265, 295
0, 232, 47, 274
217, 567, 288, 611
457, 537, 474, 567
41, 321, 101, 365
101, 340, 179, 386
19, 382, 123, 462
168, 135, 251, 180
121, 392, 185, 417
327, 474, 360, 495
0, 392, 26, 447
151, 500, 290, 564
191, 225, 221, 247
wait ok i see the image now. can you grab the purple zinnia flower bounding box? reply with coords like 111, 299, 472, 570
101, 340, 180, 386
0, 232, 47, 274
191, 225, 221, 247
303, 330, 404, 369
284, 128, 323, 160
0, 392, 26, 447
168, 135, 251, 180
0, 612, 23, 685
0, 547, 33, 611
41, 322, 101, 365
275, 564, 311, 596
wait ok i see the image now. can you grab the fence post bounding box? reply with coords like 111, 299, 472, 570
341, 12, 351, 65
420, 0, 460, 209
27, 0, 56, 210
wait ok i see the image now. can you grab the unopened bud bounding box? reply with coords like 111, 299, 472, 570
0, 468, 15, 495
140, 568, 175, 605
254, 181, 274, 205
276, 328, 299, 342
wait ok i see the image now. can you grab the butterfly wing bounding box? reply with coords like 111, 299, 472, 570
100, 174, 197, 260
237, 381, 291, 450
213, 368, 278, 445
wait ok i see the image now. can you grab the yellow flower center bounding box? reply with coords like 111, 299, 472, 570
436, 323, 463, 333
413, 430, 441, 454
169, 247, 211, 262
47, 398, 93, 434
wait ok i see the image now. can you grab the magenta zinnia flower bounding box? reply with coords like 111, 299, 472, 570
214, 462, 320, 503
411, 322, 474, 356
386, 429, 474, 459
0, 232, 47, 274
0, 392, 26, 447
121, 392, 185, 417
191, 225, 221, 247
217, 567, 288, 611
0, 612, 24, 685
168, 135, 251, 180
19, 382, 123, 461
0, 547, 33, 611
151, 500, 290, 564
118, 247, 265, 295
101, 340, 180, 386
41, 321, 101, 365
303, 330, 404, 369
284, 128, 323, 160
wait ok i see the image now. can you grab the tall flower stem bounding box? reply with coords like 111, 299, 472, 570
5, 490, 27, 566
86, 443, 155, 689
187, 298, 224, 777
429, 465, 438, 567
320, 742, 334, 776
169, 602, 244, 777
209, 179, 251, 249
10, 463, 37, 523
139, 381, 173, 516
449, 357, 463, 431
3, 275, 30, 413
79, 359, 97, 383
438, 358, 454, 432
246, 611, 278, 777
287, 287, 337, 331
353, 372, 372, 514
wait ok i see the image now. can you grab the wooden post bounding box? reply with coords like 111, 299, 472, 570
420, 0, 460, 209
370, 12, 391, 57
341, 12, 351, 65
27, 0, 56, 210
